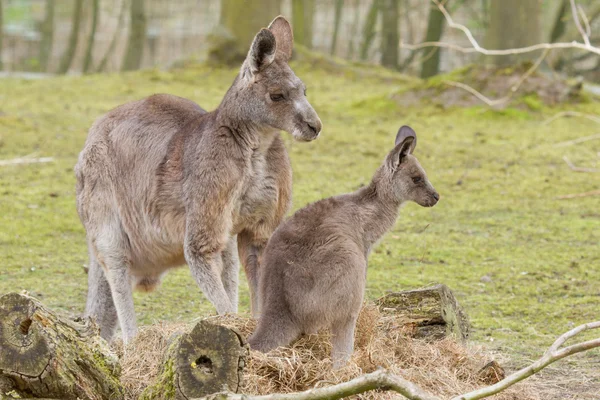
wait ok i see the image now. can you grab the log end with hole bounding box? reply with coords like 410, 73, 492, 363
0, 292, 124, 400
142, 320, 248, 400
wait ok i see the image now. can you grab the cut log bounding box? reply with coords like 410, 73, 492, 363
376, 284, 470, 341
0, 292, 124, 400
141, 320, 248, 400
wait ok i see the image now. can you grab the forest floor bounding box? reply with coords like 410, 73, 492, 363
0, 58, 599, 398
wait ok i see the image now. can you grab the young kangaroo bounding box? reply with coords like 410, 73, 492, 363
248, 126, 438, 367
75, 16, 322, 343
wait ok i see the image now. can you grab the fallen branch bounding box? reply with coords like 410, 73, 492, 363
554, 133, 600, 147
443, 48, 549, 107
563, 155, 600, 172
556, 189, 600, 199
452, 321, 600, 400
543, 111, 600, 125
203, 321, 600, 400
0, 156, 54, 166
203, 369, 441, 400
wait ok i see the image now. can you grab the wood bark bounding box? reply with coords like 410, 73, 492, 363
484, 0, 541, 67
420, 0, 447, 78
360, 0, 380, 61
38, 0, 55, 72
0, 293, 124, 400
218, 0, 281, 62
380, 0, 399, 69
292, 0, 315, 49
330, 0, 343, 55
377, 284, 470, 341
0, 0, 4, 71
83, 0, 100, 73
121, 0, 147, 71
96, 0, 128, 73
57, 0, 84, 74
141, 320, 248, 400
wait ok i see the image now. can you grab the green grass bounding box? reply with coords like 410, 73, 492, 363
1, 61, 599, 365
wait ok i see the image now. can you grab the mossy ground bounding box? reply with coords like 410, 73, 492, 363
1, 61, 598, 380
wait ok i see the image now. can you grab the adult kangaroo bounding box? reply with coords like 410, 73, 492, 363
75, 16, 322, 342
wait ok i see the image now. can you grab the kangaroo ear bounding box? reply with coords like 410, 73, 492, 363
268, 16, 293, 61
387, 127, 417, 171
244, 28, 276, 77
394, 125, 417, 152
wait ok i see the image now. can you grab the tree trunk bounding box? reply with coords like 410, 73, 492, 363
219, 0, 281, 60
121, 0, 147, 71
380, 0, 399, 69
57, 0, 84, 74
549, 0, 568, 42
141, 320, 248, 400
38, 0, 55, 72
347, 0, 361, 59
97, 0, 128, 73
0, 0, 4, 71
484, 0, 541, 67
360, 0, 380, 61
420, 0, 447, 78
83, 0, 100, 73
377, 284, 471, 341
0, 293, 124, 400
330, 0, 344, 55
292, 0, 315, 49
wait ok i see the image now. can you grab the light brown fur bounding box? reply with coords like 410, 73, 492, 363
75, 17, 322, 342
248, 126, 438, 368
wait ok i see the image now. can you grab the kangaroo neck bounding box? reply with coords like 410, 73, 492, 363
214, 107, 279, 154
353, 182, 403, 251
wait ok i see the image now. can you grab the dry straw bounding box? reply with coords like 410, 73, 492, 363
118, 304, 541, 400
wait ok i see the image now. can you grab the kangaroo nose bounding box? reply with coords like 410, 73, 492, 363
307, 119, 322, 135
433, 192, 440, 201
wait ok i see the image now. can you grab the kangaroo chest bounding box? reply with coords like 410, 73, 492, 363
232, 150, 281, 236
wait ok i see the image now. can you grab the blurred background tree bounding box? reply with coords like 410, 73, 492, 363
0, 0, 597, 81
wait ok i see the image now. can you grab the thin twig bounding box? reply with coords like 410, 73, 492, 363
563, 156, 600, 172
451, 321, 600, 400
557, 189, 600, 199
553, 133, 600, 147
442, 48, 549, 107
400, 0, 600, 56
543, 111, 600, 125
0, 157, 54, 166
570, 0, 591, 47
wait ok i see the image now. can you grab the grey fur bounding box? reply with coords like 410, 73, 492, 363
248, 126, 439, 368
75, 16, 322, 343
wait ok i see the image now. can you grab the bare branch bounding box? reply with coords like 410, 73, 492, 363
570, 0, 591, 46
543, 111, 600, 125
557, 189, 600, 199
400, 0, 600, 56
203, 369, 441, 400
553, 133, 600, 147
0, 157, 54, 166
442, 49, 549, 107
201, 321, 600, 400
563, 156, 600, 172
451, 320, 600, 400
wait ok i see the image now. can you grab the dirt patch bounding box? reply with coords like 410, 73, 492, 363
392, 64, 586, 109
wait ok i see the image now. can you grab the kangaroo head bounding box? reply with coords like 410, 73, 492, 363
230, 16, 322, 141
379, 126, 439, 207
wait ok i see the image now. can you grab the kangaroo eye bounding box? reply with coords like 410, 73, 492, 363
412, 177, 422, 184
270, 93, 285, 102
